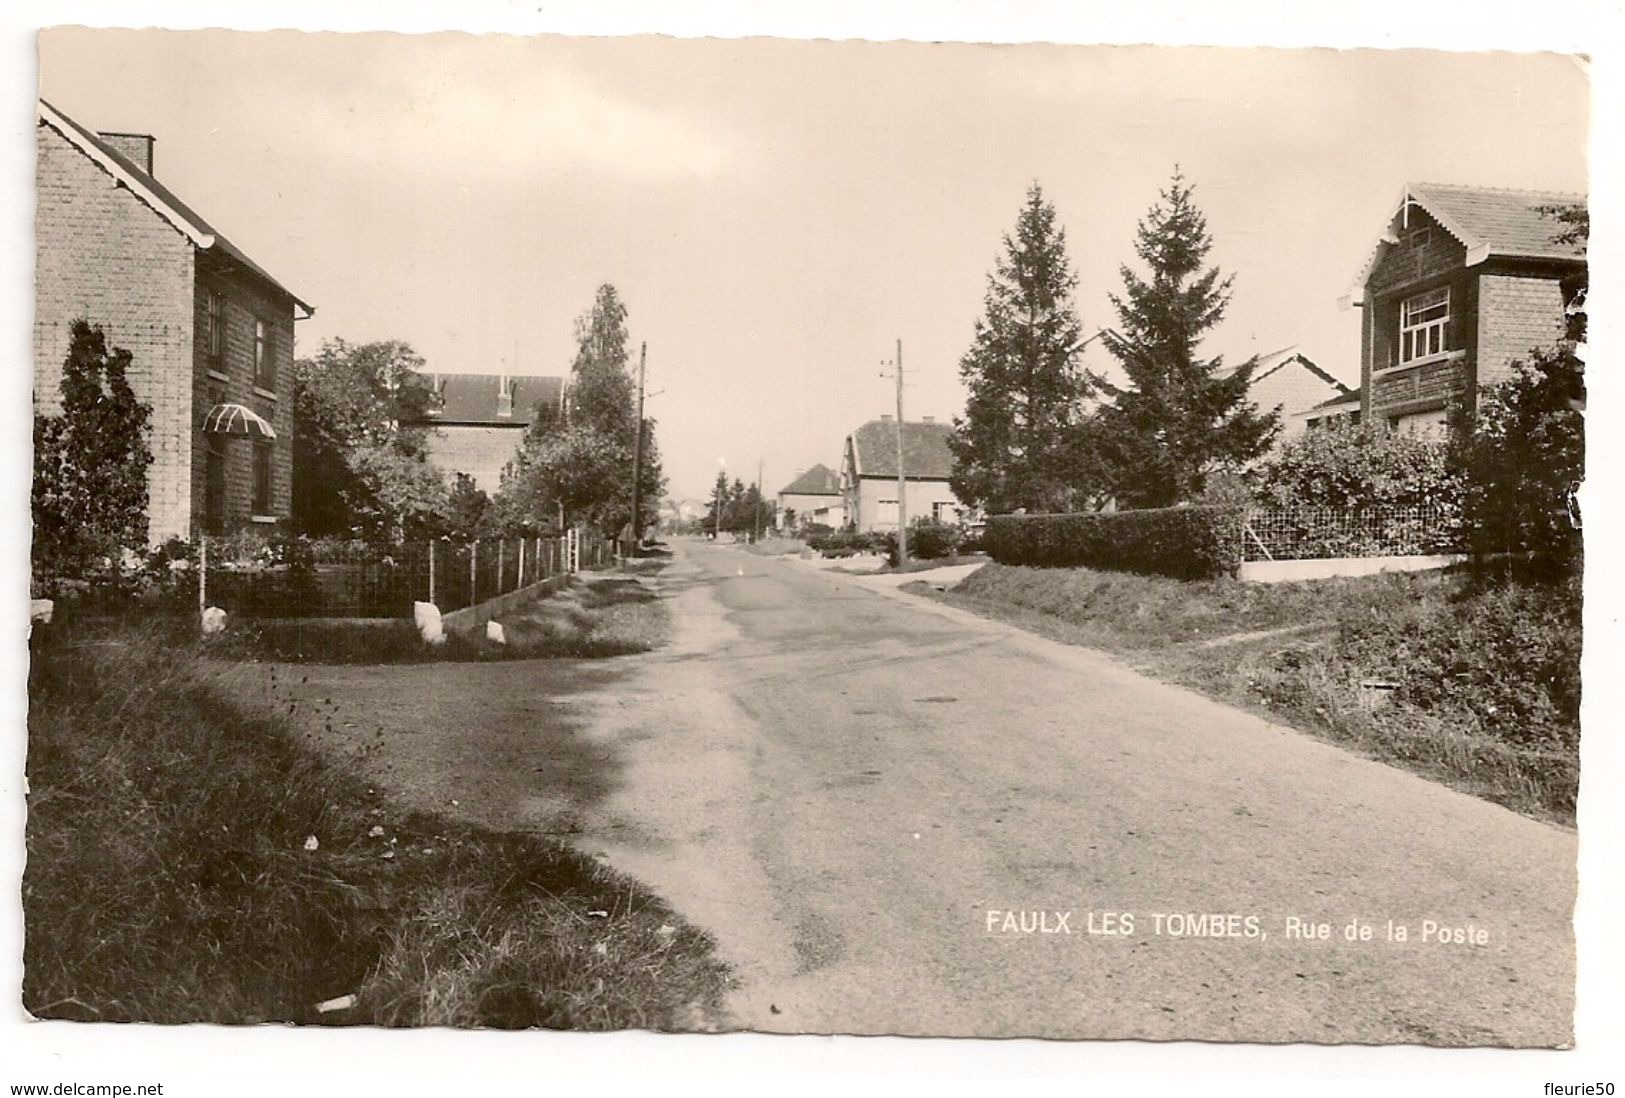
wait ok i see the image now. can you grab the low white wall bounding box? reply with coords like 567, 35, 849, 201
1239, 554, 1468, 584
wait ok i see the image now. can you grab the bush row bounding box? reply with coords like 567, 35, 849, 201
986, 506, 1243, 580
805, 530, 890, 558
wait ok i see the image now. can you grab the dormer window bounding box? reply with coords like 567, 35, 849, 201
1399, 286, 1449, 365
497, 376, 514, 418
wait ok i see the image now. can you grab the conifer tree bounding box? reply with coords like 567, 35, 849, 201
1093, 170, 1278, 508
949, 183, 1099, 514
32, 320, 154, 587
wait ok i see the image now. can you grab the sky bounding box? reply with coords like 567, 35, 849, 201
36, 32, 1589, 501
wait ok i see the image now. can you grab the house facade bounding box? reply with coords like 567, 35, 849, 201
1348, 183, 1586, 437
839, 417, 964, 532
34, 99, 312, 541
1234, 347, 1352, 447
777, 463, 847, 530
411, 373, 566, 492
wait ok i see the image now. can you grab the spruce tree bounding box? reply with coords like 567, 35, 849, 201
1093, 170, 1278, 508
949, 183, 1099, 514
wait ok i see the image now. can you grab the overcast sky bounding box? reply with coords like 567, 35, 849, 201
38, 31, 1588, 500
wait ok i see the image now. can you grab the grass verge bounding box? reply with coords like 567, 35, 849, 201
913, 562, 1578, 823
24, 618, 730, 1027
216, 572, 671, 665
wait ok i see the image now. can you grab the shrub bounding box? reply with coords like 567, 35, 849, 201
986, 505, 1243, 580
1453, 348, 1583, 569
1335, 572, 1581, 753
906, 520, 964, 561
1261, 419, 1463, 515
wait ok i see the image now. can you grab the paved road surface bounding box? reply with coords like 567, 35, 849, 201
564, 541, 1574, 1043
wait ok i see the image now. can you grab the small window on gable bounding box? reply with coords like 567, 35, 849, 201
1408, 226, 1432, 249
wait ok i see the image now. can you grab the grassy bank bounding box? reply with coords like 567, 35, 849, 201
917, 562, 1579, 823
217, 572, 670, 664
24, 619, 730, 1027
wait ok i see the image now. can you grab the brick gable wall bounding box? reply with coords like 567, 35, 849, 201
1475, 273, 1567, 390
34, 119, 197, 542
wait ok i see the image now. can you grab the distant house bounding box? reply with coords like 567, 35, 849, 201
409, 373, 566, 492
839, 417, 964, 532
1227, 347, 1352, 448
34, 98, 314, 540
777, 463, 846, 530
1299, 387, 1363, 432
1347, 182, 1586, 437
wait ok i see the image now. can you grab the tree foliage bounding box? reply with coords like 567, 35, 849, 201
494, 284, 665, 537
1091, 170, 1278, 508
949, 184, 1100, 514
1448, 201, 1586, 570
1455, 349, 1583, 568
292, 338, 446, 539
1260, 420, 1463, 513
32, 320, 154, 589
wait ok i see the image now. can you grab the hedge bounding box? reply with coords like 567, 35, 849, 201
986, 506, 1244, 581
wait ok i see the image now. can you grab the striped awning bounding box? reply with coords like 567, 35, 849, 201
202, 402, 277, 439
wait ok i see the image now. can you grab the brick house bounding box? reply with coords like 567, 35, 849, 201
1347, 182, 1586, 437
776, 463, 847, 530
1224, 346, 1352, 448
34, 99, 313, 541
839, 417, 964, 532
410, 372, 566, 492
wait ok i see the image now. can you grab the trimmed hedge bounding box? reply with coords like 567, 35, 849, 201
986, 506, 1244, 581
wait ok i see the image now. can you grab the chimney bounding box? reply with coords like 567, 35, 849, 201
98, 131, 156, 175
880, 414, 894, 422
922, 416, 935, 423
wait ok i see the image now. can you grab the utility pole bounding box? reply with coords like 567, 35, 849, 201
629, 341, 647, 553
755, 458, 764, 543
881, 338, 908, 565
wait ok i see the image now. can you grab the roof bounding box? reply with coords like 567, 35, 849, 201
1348, 182, 1587, 304
414, 372, 566, 425
779, 463, 841, 496
1217, 345, 1351, 393
1308, 386, 1363, 411
38, 99, 313, 317
846, 419, 955, 481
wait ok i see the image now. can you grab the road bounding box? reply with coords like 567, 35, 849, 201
289, 539, 1576, 1043
564, 541, 1576, 1043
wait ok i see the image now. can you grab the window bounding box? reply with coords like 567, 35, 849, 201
1408, 226, 1432, 249
253, 319, 276, 391
204, 438, 226, 533
1389, 409, 1449, 439
1399, 287, 1449, 365
205, 291, 226, 368
877, 498, 899, 527
932, 501, 956, 524
252, 441, 273, 516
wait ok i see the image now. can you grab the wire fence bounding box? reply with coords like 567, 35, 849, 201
1241, 504, 1466, 563
197, 531, 614, 619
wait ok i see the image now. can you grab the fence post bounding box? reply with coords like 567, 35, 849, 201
428, 540, 436, 605
497, 539, 506, 594
470, 541, 478, 606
